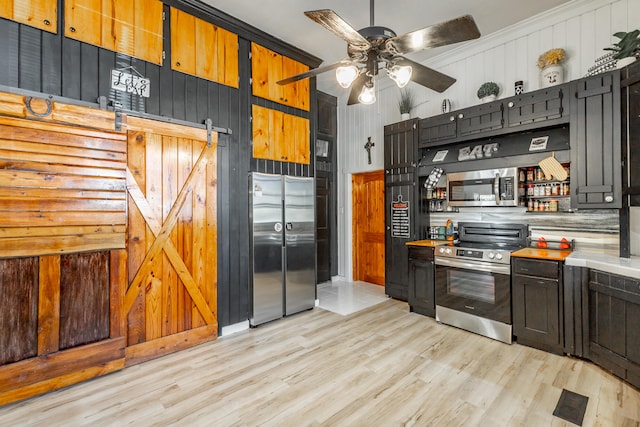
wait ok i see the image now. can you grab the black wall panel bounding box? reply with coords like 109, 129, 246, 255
0, 0, 317, 330
0, 20, 20, 88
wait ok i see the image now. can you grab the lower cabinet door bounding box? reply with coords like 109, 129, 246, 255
512, 274, 563, 354
409, 258, 435, 317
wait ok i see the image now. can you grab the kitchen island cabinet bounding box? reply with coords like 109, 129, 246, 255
511, 250, 571, 355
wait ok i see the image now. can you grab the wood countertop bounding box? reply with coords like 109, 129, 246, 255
406, 239, 451, 247
512, 247, 573, 262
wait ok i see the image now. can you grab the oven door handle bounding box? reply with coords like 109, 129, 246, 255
435, 256, 511, 275
494, 173, 501, 205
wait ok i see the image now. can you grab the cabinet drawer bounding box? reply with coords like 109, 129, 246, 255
408, 246, 434, 261
512, 258, 559, 279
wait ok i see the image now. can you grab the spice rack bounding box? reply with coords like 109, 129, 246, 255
518, 164, 571, 212
424, 186, 448, 212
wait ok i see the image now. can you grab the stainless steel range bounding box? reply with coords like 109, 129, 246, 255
435, 222, 528, 344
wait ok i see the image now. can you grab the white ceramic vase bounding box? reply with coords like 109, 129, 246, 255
616, 56, 637, 69
480, 94, 497, 103
540, 64, 563, 88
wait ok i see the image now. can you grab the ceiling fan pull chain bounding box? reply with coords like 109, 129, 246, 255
370, 0, 375, 27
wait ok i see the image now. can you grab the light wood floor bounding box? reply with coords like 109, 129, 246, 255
1, 299, 639, 426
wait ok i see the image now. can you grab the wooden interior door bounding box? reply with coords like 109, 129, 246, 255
352, 171, 385, 285
124, 117, 218, 365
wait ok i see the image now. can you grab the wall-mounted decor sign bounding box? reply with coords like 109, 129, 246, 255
432, 150, 448, 162
458, 142, 499, 161
529, 136, 549, 151
391, 195, 410, 239
111, 69, 151, 98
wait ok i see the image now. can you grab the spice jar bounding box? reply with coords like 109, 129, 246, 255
549, 199, 558, 211
526, 168, 534, 182
536, 167, 544, 181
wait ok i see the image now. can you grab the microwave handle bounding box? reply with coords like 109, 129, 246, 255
494, 173, 501, 205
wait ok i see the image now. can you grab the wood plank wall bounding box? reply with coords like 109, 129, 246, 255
0, 0, 319, 331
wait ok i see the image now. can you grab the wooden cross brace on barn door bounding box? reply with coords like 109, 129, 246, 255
123, 145, 216, 325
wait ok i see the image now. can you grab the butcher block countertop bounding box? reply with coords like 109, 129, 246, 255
512, 247, 573, 262
406, 239, 450, 247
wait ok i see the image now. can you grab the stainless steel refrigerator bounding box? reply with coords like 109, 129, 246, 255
250, 172, 315, 326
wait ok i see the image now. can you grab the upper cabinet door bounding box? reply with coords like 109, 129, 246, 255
570, 71, 622, 209
65, 0, 163, 65
251, 42, 310, 111
0, 0, 57, 33
170, 7, 239, 87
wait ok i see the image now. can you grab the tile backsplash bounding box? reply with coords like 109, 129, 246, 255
429, 207, 619, 256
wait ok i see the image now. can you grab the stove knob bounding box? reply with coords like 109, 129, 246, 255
487, 252, 495, 259
438, 247, 445, 254
445, 248, 452, 255
496, 253, 504, 260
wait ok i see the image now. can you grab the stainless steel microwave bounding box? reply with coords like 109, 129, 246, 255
447, 167, 518, 207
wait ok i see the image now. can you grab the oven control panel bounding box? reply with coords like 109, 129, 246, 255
456, 249, 483, 259
436, 246, 511, 264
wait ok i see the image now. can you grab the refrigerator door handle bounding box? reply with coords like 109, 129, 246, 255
285, 222, 293, 231
274, 222, 282, 232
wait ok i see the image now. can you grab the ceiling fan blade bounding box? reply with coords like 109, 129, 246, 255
277, 60, 355, 85
384, 15, 481, 56
396, 57, 456, 93
305, 9, 371, 49
347, 74, 367, 106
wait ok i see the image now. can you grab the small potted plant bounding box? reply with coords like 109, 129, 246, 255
398, 89, 415, 120
476, 82, 499, 103
537, 48, 566, 87
604, 30, 640, 68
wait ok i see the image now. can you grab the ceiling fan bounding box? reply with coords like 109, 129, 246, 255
277, 0, 481, 105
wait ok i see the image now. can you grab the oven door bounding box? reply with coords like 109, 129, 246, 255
435, 256, 511, 324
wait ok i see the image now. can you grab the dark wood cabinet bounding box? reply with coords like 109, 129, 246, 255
418, 85, 569, 148
512, 258, 564, 354
456, 101, 504, 138
584, 270, 640, 389
408, 246, 435, 317
505, 84, 567, 129
384, 119, 419, 301
418, 113, 457, 147
570, 71, 622, 209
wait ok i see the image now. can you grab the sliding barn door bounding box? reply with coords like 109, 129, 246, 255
124, 117, 218, 365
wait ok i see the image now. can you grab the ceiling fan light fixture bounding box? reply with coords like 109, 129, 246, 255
336, 65, 359, 88
358, 81, 376, 105
388, 65, 412, 88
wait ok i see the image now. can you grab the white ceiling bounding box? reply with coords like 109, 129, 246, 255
203, 0, 573, 95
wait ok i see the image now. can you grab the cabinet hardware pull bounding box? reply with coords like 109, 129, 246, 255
449, 116, 455, 122
176, 61, 181, 67
458, 113, 464, 119
605, 195, 613, 202
69, 27, 76, 32
508, 102, 514, 108
44, 19, 50, 25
